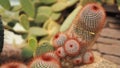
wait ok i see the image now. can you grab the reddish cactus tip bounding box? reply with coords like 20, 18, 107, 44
83, 50, 94, 64
0, 62, 27, 68
72, 55, 82, 65
64, 38, 81, 56
53, 33, 68, 48
29, 54, 61, 68
55, 47, 66, 58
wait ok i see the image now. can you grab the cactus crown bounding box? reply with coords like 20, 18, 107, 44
29, 54, 61, 68
72, 3, 106, 41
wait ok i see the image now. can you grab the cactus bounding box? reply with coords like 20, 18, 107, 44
67, 0, 78, 7
21, 46, 34, 59
29, 54, 61, 68
55, 47, 66, 58
28, 37, 37, 50
52, 2, 67, 12
20, 0, 35, 18
50, 12, 61, 21
34, 42, 54, 56
39, 0, 57, 5
0, 61, 27, 68
83, 50, 94, 64
53, 33, 68, 48
19, 14, 29, 30
29, 27, 48, 36
60, 6, 82, 32
72, 55, 82, 65
0, 0, 11, 10
35, 13, 49, 23
45, 52, 60, 61
64, 38, 81, 56
69, 3, 106, 47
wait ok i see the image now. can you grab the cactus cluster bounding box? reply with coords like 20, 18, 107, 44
0, 0, 107, 68
52, 3, 106, 67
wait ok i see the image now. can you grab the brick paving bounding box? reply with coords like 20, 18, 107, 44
92, 19, 120, 67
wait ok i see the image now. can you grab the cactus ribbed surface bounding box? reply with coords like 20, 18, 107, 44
64, 38, 80, 56
69, 3, 106, 47
0, 62, 27, 68
29, 54, 61, 68
53, 33, 68, 48
35, 42, 54, 56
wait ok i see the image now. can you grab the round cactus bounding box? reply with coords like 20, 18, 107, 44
0, 61, 27, 68
35, 42, 54, 56
64, 38, 80, 56
72, 55, 82, 65
83, 50, 94, 64
29, 54, 61, 68
53, 33, 68, 48
55, 47, 66, 58
45, 52, 60, 61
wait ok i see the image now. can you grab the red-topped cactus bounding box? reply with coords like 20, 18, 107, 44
0, 61, 27, 68
28, 53, 61, 68
83, 50, 94, 64
69, 3, 106, 42
53, 33, 68, 48
64, 38, 81, 56
55, 46, 66, 58
52, 3, 106, 67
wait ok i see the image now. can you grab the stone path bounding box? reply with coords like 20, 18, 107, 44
92, 17, 120, 68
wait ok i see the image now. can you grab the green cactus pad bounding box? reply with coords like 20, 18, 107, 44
45, 19, 60, 35
11, 5, 22, 12
52, 2, 67, 12
0, 0, 11, 10
21, 46, 34, 59
28, 37, 37, 50
60, 6, 82, 32
67, 0, 78, 7
80, 0, 96, 6
38, 6, 52, 16
20, 0, 35, 18
50, 12, 61, 21
29, 27, 48, 36
35, 13, 49, 23
35, 42, 54, 56
39, 0, 57, 5
19, 14, 29, 30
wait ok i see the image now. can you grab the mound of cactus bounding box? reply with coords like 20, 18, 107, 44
52, 3, 106, 67
28, 53, 61, 68
0, 0, 107, 68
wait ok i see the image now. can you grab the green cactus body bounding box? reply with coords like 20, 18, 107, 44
35, 42, 55, 56
29, 54, 61, 68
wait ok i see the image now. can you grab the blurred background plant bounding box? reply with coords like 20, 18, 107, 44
0, 0, 120, 62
